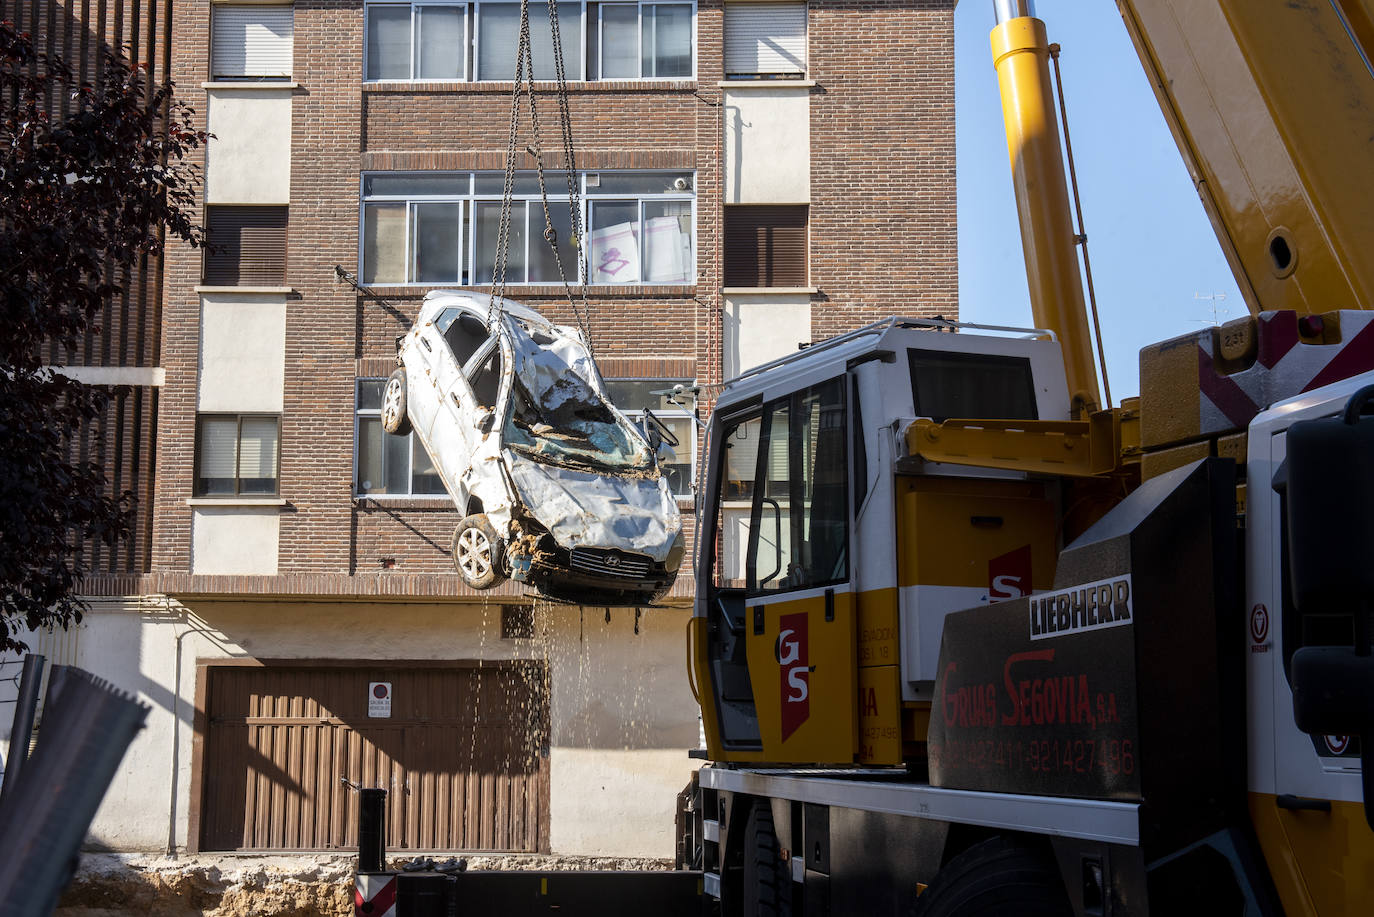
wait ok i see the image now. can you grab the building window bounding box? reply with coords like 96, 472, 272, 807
724, 2, 806, 78
355, 379, 446, 495
604, 378, 695, 497
366, 2, 469, 80
196, 414, 281, 496
212, 5, 294, 80
724, 204, 807, 287
203, 206, 288, 286
588, 2, 693, 79
360, 170, 694, 285
362, 1, 692, 82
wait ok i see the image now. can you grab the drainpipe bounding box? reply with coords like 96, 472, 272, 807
991, 0, 1102, 417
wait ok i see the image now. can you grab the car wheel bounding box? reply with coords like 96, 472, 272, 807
452, 514, 507, 589
381, 368, 412, 436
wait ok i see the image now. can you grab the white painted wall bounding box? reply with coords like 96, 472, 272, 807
52, 600, 698, 857
724, 294, 812, 377
191, 508, 281, 575
724, 87, 811, 204
205, 88, 292, 204
198, 294, 286, 413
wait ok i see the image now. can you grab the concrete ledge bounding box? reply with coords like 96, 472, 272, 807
201, 80, 299, 90
364, 79, 696, 93
722, 287, 818, 295
186, 497, 288, 507
78, 572, 695, 604
49, 365, 165, 387
717, 79, 816, 89
194, 286, 294, 295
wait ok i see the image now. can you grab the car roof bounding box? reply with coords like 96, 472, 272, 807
421, 289, 554, 329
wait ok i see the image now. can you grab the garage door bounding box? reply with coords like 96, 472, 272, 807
196, 662, 549, 852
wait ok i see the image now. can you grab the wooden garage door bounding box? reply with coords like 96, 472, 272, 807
196, 662, 549, 852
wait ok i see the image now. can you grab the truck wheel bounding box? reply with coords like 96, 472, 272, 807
742, 802, 790, 917
381, 368, 412, 436
914, 837, 1070, 917
452, 514, 507, 589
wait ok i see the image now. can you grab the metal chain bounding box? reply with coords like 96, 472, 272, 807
486, 0, 597, 362
487, 0, 530, 326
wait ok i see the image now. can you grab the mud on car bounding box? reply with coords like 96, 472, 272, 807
382, 290, 684, 605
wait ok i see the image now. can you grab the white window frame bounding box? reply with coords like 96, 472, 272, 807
358, 170, 697, 286
606, 378, 697, 499
354, 379, 448, 498
591, 0, 696, 81
364, 1, 471, 82
362, 0, 696, 83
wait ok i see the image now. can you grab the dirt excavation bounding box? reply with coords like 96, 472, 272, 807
57, 854, 672, 916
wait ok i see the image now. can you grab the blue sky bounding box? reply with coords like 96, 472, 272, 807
954, 1, 1235, 400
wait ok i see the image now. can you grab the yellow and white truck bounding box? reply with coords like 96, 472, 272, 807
685, 2, 1374, 914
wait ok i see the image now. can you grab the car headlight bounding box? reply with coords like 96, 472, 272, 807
664, 533, 686, 573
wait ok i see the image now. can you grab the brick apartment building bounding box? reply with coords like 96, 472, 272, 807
1, 0, 955, 857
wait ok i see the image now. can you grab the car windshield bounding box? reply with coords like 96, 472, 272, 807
501, 315, 654, 474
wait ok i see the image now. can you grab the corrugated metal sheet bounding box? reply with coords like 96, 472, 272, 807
724, 205, 808, 287
724, 3, 807, 76
200, 664, 549, 852
203, 207, 288, 286
212, 5, 294, 79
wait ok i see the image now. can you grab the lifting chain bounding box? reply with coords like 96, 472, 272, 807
487, 0, 596, 362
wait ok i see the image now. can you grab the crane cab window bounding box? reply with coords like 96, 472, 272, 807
908, 348, 1037, 422
710, 378, 848, 596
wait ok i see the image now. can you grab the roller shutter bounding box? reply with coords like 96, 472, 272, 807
724, 3, 807, 76
212, 5, 294, 79
203, 206, 288, 286
197, 663, 550, 852
724, 205, 808, 288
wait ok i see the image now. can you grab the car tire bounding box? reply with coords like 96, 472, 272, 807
452, 514, 507, 589
381, 367, 412, 436
913, 837, 1071, 917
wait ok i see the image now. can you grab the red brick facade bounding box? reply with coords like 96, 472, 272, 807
61, 0, 956, 592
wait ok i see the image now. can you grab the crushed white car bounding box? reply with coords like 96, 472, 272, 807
382, 290, 684, 605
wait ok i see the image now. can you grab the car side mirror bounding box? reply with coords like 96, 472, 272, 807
478, 411, 496, 435
1274, 383, 1374, 830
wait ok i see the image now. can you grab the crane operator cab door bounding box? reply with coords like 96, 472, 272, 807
700, 374, 858, 764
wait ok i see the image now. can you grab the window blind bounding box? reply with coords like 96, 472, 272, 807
212, 5, 294, 79
724, 205, 808, 287
203, 206, 288, 286
724, 3, 806, 76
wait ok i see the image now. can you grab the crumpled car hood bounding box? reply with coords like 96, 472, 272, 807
508, 457, 681, 562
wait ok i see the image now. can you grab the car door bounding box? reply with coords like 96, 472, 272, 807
428, 309, 493, 508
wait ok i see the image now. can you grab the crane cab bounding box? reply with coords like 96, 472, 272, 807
693, 317, 1072, 765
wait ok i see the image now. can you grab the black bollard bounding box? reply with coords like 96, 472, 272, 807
358, 788, 387, 873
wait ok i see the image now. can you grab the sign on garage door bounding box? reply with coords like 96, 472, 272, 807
194, 662, 549, 852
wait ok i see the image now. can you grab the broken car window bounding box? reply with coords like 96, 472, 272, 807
437, 309, 490, 366
500, 316, 653, 474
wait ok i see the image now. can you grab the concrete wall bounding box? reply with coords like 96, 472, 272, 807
724, 293, 813, 377
205, 88, 293, 204
198, 295, 287, 413
723, 86, 811, 204
190, 508, 281, 575
14, 599, 697, 857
